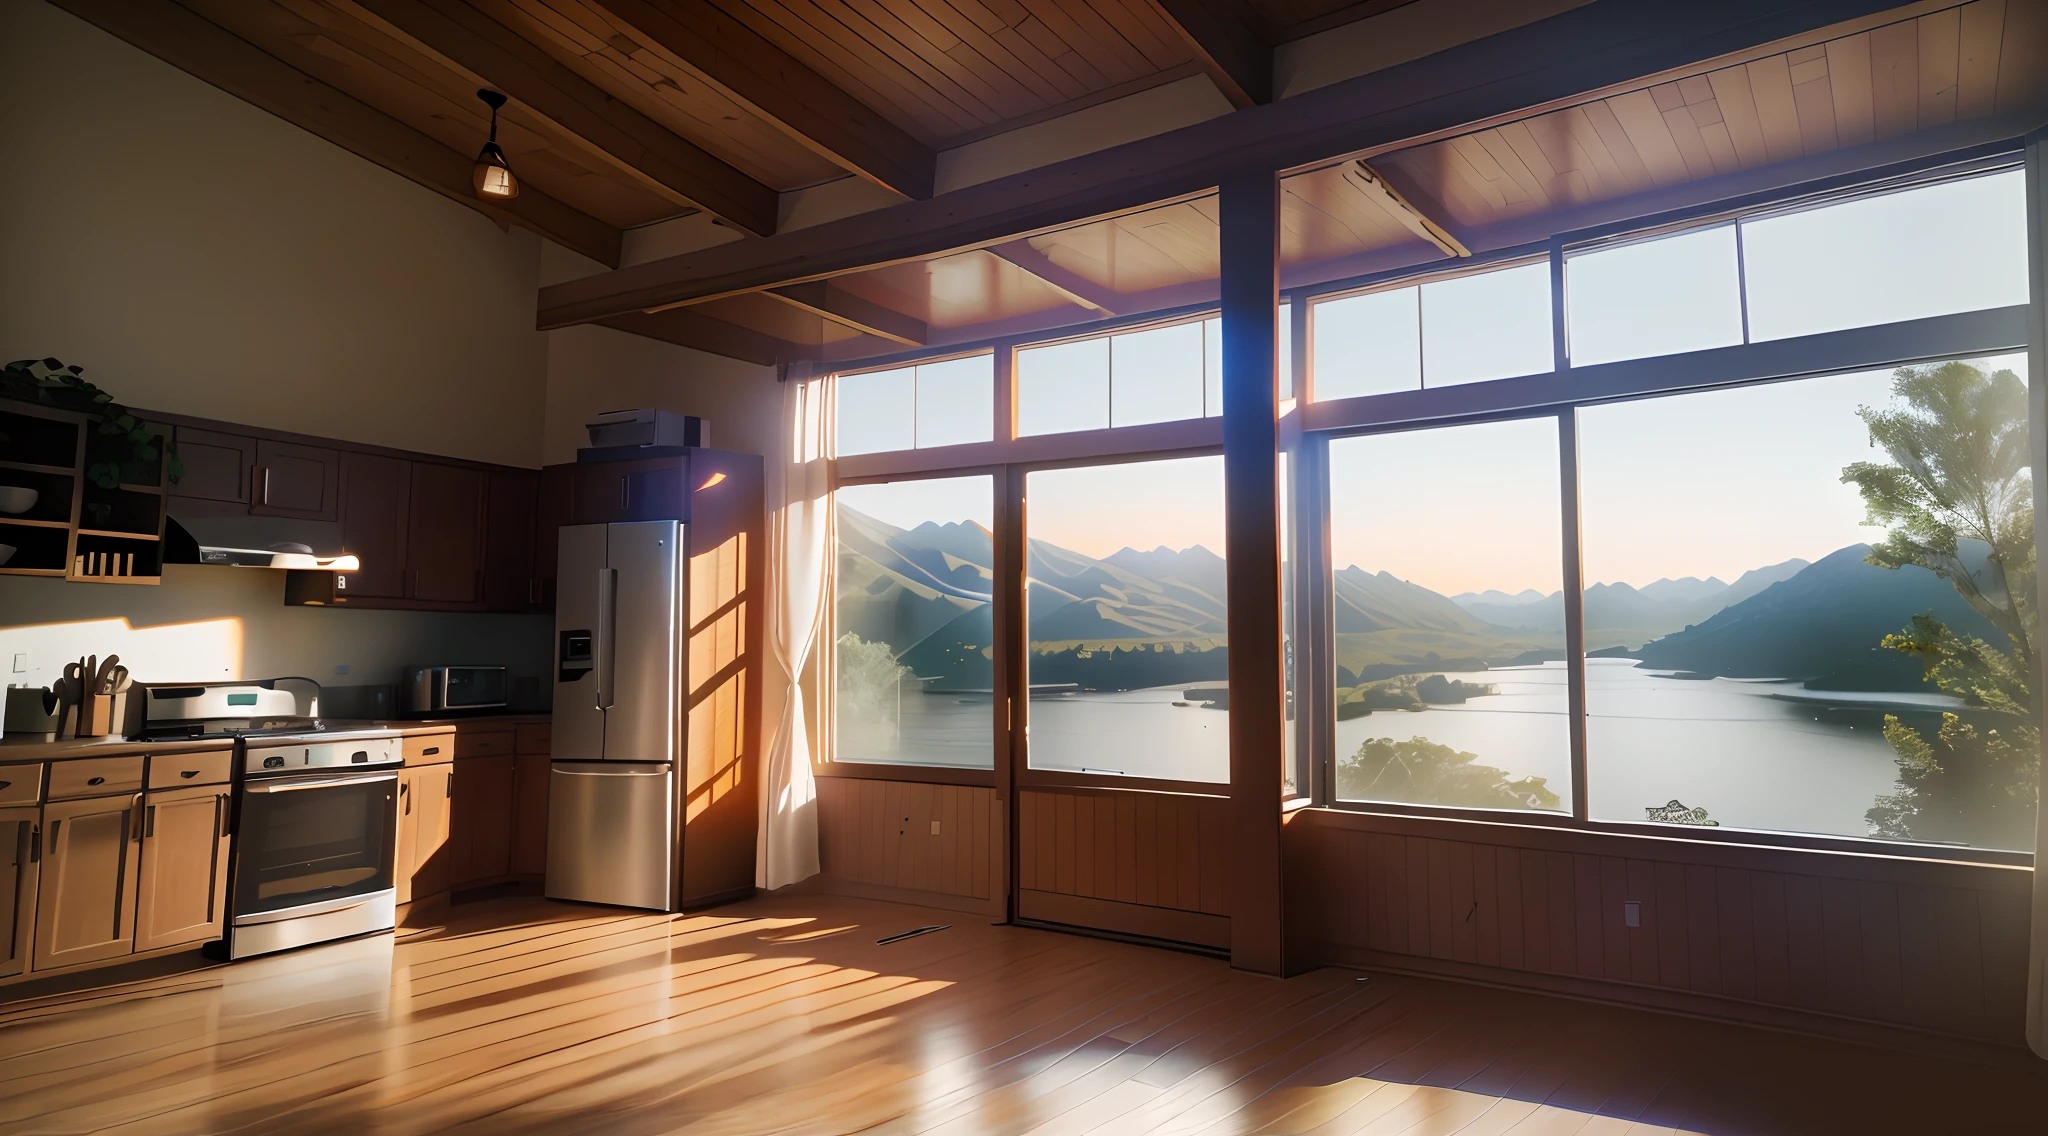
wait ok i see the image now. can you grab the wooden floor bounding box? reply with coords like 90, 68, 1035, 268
4, 894, 2048, 1135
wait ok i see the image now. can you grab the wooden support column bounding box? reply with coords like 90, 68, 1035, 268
2021, 127, 2048, 1061
1220, 170, 1286, 976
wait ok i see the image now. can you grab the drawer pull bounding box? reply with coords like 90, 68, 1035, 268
0, 780, 9, 790
423, 746, 441, 756
87, 776, 105, 786
180, 769, 200, 779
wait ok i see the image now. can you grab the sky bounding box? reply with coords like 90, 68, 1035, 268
835, 170, 2030, 595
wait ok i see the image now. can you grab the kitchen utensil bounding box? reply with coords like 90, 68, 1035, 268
3, 687, 60, 735
0, 486, 36, 514
95, 655, 121, 695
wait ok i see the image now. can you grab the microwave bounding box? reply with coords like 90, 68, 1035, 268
403, 666, 509, 714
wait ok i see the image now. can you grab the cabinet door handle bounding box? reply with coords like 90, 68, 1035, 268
87, 776, 105, 787
132, 798, 144, 843
422, 746, 440, 756
413, 568, 421, 597
28, 823, 39, 864
446, 770, 454, 798
261, 467, 272, 505
45, 819, 58, 855
619, 478, 629, 511
179, 769, 199, 779
219, 795, 231, 838
401, 780, 412, 815
145, 804, 156, 839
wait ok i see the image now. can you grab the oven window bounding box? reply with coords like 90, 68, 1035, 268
235, 776, 397, 917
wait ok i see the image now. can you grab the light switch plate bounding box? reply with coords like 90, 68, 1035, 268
1623, 900, 1642, 928
930, 820, 941, 835
10, 653, 24, 674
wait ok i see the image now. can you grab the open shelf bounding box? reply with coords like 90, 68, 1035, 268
0, 517, 69, 530
0, 409, 81, 469
78, 529, 160, 541
0, 460, 75, 477
0, 521, 73, 573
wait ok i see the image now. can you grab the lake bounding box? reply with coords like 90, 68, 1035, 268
835, 658, 1995, 847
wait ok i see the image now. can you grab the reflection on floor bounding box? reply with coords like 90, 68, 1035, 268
4, 893, 2047, 1134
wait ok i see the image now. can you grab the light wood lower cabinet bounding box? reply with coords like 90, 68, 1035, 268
0, 807, 39, 980
511, 753, 550, 877
396, 764, 453, 905
33, 794, 142, 972
450, 756, 515, 888
135, 786, 231, 952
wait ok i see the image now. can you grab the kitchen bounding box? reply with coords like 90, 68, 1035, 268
0, 0, 776, 997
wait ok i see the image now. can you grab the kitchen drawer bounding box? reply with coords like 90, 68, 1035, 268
48, 756, 145, 800
0, 764, 41, 805
147, 749, 233, 789
514, 723, 551, 755
405, 733, 455, 765
455, 728, 515, 759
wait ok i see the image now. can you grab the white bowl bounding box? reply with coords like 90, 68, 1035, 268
0, 487, 36, 514
0, 544, 15, 567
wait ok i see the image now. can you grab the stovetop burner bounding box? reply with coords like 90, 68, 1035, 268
139, 717, 332, 742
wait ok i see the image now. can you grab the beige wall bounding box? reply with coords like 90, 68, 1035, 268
0, 0, 548, 468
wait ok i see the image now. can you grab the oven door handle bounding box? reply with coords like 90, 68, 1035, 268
244, 771, 400, 793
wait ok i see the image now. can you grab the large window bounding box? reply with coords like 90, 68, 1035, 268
1566, 169, 2027, 367
1311, 260, 1552, 399
1025, 454, 1228, 782
1017, 309, 1293, 437
837, 354, 994, 456
1578, 354, 2035, 849
1326, 418, 1570, 813
833, 475, 995, 768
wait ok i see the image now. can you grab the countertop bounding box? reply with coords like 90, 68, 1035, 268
0, 713, 550, 763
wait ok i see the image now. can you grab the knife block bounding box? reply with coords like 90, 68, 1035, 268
65, 692, 121, 739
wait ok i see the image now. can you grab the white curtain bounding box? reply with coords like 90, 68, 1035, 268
757, 369, 834, 889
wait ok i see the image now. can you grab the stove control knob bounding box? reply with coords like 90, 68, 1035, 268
263, 755, 285, 769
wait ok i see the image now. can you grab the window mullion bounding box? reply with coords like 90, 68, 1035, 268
1558, 407, 1590, 822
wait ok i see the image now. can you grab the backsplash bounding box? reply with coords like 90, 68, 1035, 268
0, 565, 552, 717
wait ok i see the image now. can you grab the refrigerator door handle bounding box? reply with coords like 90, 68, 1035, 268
594, 566, 618, 710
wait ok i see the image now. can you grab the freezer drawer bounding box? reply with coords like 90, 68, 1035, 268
544, 761, 675, 911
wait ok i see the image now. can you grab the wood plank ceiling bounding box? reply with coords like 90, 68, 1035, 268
803, 0, 2048, 363
49, 1, 2048, 367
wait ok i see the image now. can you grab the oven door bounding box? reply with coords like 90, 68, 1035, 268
233, 771, 398, 923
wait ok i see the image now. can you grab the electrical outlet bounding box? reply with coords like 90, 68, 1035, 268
334, 664, 350, 676
930, 820, 941, 835
1623, 900, 1642, 928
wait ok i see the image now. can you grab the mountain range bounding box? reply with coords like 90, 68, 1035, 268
840, 503, 2009, 695
1450, 559, 1810, 649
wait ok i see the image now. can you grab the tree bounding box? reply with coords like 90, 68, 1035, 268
1842, 360, 2039, 846
1337, 736, 1561, 811
836, 633, 912, 745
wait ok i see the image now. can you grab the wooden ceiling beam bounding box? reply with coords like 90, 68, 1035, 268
52, 0, 622, 267
537, 0, 1907, 327
985, 241, 1121, 315
597, 308, 802, 367
355, 0, 779, 236
1146, 0, 1273, 107
765, 282, 926, 346
590, 0, 936, 200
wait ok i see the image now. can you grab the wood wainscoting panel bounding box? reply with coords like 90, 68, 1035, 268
1289, 808, 2035, 1047
1017, 788, 1230, 918
815, 777, 998, 911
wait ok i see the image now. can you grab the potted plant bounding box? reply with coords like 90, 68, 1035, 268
0, 358, 184, 487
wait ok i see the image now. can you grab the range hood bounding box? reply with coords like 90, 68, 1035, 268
165, 512, 360, 571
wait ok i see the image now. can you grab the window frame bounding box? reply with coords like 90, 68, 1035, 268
1301, 154, 2034, 866
817, 144, 2037, 864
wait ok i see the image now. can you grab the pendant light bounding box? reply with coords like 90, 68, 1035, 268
472, 89, 519, 201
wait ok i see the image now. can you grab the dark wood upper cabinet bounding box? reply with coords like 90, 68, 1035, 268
406, 463, 484, 604
483, 469, 538, 612
570, 458, 686, 526
251, 440, 338, 520
169, 428, 255, 504
339, 452, 411, 599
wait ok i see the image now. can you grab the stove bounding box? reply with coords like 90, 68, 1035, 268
143, 680, 403, 960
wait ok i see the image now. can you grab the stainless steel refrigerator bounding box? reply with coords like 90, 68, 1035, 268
547, 520, 686, 910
